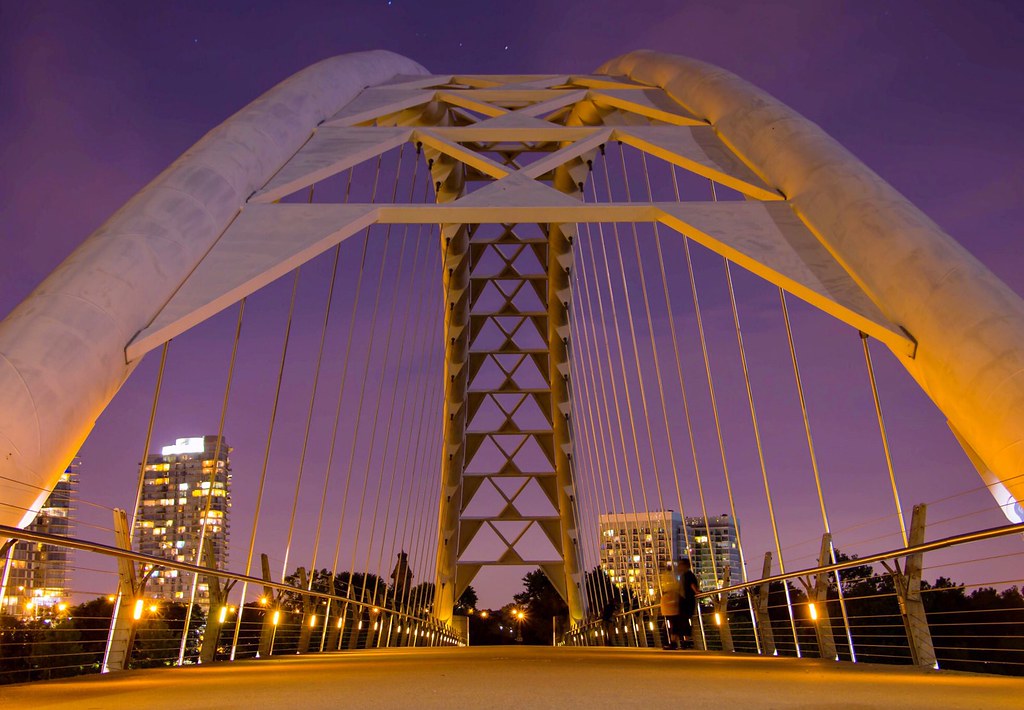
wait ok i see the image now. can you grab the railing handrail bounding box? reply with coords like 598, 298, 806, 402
568, 519, 1024, 630
0, 523, 457, 635
700, 520, 1024, 599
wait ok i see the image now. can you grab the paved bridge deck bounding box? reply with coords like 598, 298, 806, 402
4, 646, 1020, 709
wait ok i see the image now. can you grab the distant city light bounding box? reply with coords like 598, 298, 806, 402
161, 437, 206, 456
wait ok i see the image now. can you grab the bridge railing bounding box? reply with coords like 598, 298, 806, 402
562, 517, 1024, 676
0, 524, 464, 685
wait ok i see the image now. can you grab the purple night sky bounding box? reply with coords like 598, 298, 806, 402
2, 1, 1023, 609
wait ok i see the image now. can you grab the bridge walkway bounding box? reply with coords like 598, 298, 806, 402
3, 646, 1020, 709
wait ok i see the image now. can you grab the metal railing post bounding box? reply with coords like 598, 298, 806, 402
886, 504, 938, 668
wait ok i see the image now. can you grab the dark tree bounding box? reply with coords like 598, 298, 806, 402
512, 569, 569, 644
455, 586, 478, 614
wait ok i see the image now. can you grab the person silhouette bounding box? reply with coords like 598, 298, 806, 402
677, 558, 700, 649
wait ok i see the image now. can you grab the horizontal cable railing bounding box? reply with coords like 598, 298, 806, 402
0, 525, 464, 685
562, 519, 1024, 676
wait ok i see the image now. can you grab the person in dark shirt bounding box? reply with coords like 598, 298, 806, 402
678, 558, 700, 649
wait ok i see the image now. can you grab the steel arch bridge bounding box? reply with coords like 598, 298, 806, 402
1, 49, 1023, 667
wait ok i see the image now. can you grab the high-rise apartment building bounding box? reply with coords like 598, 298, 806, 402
135, 436, 231, 607
1, 458, 79, 617
598, 510, 687, 599
685, 514, 741, 591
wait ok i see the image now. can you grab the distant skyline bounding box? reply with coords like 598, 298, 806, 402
2, 1, 1022, 609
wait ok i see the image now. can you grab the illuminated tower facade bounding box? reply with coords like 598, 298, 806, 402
598, 511, 687, 600
134, 436, 231, 607
0, 458, 79, 617
685, 514, 741, 591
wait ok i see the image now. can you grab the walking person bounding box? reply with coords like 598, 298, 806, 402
678, 557, 700, 649
659, 561, 682, 650
600, 596, 619, 646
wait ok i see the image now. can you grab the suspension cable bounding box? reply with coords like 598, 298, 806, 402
700, 180, 760, 651
565, 240, 605, 619
861, 333, 909, 547
278, 182, 327, 582
303, 170, 355, 584
568, 253, 615, 623
393, 225, 445, 622
342, 146, 406, 610
666, 167, 720, 592
636, 154, 690, 536
723, 258, 801, 655
179, 296, 247, 665
390, 182, 440, 622
613, 146, 673, 581
365, 153, 424, 622
595, 154, 658, 601
324, 152, 386, 609
578, 202, 642, 632
101, 340, 170, 670
229, 286, 290, 658
780, 288, 857, 661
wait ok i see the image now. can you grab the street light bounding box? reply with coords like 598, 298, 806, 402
514, 609, 526, 642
